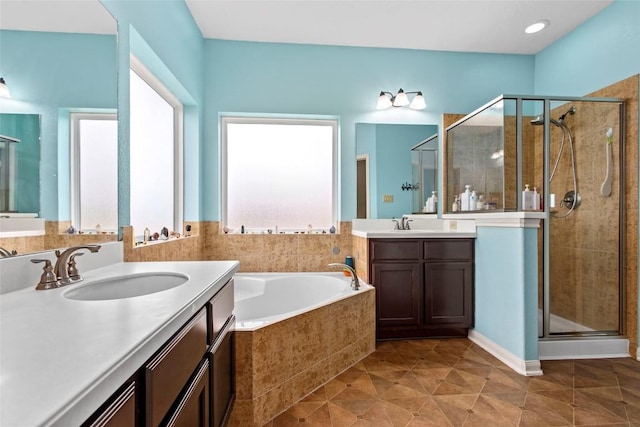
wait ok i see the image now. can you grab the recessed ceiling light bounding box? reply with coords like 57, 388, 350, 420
525, 20, 550, 34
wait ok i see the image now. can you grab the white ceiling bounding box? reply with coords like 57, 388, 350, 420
0, 0, 614, 55
185, 0, 614, 54
0, 0, 116, 34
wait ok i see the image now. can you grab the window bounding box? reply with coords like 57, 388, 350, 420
129, 56, 183, 236
70, 113, 118, 232
222, 117, 338, 232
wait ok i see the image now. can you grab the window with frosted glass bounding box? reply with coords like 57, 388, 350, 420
222, 118, 337, 231
129, 65, 182, 235
71, 114, 117, 232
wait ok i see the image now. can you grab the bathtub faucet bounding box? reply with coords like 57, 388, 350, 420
328, 263, 360, 291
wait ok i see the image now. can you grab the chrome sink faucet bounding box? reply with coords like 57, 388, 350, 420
392, 217, 413, 230
54, 245, 101, 286
0, 246, 17, 257
328, 263, 360, 290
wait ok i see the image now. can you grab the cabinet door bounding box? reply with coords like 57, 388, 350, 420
211, 325, 234, 427
424, 262, 473, 326
145, 309, 208, 427
372, 262, 422, 328
83, 382, 136, 427
163, 360, 210, 427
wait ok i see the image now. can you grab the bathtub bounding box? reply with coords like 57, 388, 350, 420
229, 272, 376, 426
234, 272, 362, 330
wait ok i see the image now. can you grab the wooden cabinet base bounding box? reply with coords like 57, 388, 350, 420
376, 326, 469, 340
369, 238, 475, 340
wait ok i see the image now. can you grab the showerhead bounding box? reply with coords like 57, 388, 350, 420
530, 113, 561, 127
530, 114, 544, 125
557, 106, 577, 123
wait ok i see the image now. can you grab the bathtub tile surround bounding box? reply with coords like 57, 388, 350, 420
263, 338, 640, 427
228, 286, 376, 426
352, 235, 369, 283
203, 221, 353, 272
122, 225, 202, 262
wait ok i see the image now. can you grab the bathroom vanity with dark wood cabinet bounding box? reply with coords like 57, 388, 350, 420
82, 279, 235, 427
369, 238, 474, 339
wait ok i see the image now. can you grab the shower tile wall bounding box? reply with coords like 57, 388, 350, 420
535, 75, 638, 355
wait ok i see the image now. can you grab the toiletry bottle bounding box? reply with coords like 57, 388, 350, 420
452, 196, 459, 212
461, 185, 471, 211
144, 227, 150, 242
533, 187, 540, 211
470, 190, 478, 211
432, 191, 438, 213
522, 184, 534, 210
476, 194, 485, 211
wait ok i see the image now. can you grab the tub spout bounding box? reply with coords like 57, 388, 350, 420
328, 263, 360, 290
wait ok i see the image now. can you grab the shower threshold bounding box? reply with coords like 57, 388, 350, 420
539, 336, 629, 360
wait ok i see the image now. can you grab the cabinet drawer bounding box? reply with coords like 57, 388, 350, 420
83, 381, 136, 427
370, 240, 421, 261
208, 279, 234, 344
144, 308, 208, 427
162, 359, 210, 427
424, 239, 473, 261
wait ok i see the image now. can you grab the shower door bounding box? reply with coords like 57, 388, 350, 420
541, 98, 625, 336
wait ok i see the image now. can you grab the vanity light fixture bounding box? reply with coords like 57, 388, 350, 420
377, 88, 426, 110
525, 19, 550, 34
0, 77, 11, 99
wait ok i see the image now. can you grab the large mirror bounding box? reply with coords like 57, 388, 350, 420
356, 123, 438, 218
0, 0, 118, 256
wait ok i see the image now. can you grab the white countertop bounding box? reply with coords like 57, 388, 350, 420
352, 229, 476, 238
0, 260, 240, 427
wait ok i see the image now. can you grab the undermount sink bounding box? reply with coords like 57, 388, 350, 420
63, 273, 190, 301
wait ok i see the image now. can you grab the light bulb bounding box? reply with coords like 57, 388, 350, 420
410, 92, 426, 110
392, 89, 409, 107
376, 92, 392, 110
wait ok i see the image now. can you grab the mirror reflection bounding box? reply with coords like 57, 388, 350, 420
411, 133, 438, 214
0, 0, 118, 256
0, 114, 40, 213
356, 123, 438, 219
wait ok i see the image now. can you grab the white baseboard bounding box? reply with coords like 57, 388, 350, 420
468, 329, 543, 376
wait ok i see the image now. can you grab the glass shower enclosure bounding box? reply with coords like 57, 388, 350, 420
411, 133, 438, 214
445, 95, 626, 339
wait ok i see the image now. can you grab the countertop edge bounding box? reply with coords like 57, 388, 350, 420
4, 260, 241, 427
352, 230, 476, 238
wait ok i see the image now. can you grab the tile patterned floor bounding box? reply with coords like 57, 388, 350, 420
263, 338, 640, 427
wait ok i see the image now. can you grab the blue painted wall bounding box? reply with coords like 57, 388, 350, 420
203, 39, 535, 221
474, 226, 539, 360
534, 0, 640, 97
0, 30, 116, 220
101, 0, 204, 228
